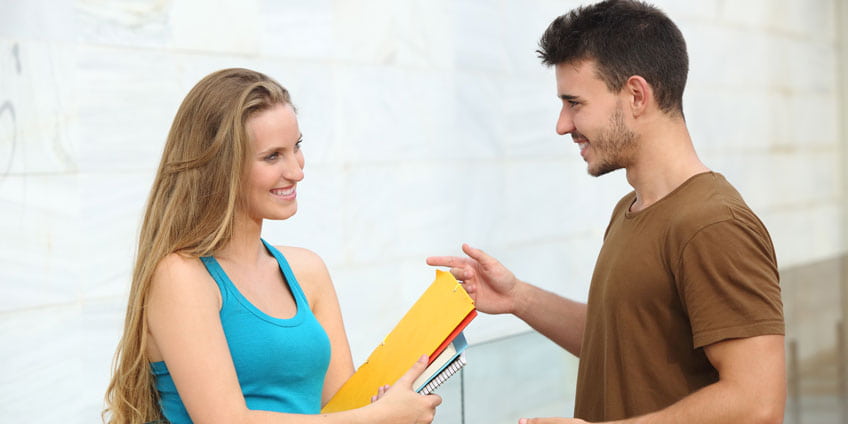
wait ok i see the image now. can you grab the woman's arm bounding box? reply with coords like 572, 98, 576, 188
146, 252, 258, 423
147, 252, 440, 424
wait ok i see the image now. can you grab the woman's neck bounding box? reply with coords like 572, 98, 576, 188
215, 214, 265, 265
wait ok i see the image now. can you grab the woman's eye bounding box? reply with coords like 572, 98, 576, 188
265, 152, 279, 161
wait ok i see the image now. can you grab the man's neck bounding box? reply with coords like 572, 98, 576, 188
625, 120, 710, 213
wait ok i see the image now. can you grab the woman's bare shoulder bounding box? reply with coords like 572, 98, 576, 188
276, 245, 327, 271
274, 245, 334, 300
149, 252, 218, 302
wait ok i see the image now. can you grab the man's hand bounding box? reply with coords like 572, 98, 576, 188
426, 243, 522, 315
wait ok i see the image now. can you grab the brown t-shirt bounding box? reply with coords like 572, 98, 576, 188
573, 172, 784, 420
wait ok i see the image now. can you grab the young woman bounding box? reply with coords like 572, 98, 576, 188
103, 68, 441, 424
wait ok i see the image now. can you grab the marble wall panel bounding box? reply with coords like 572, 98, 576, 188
0, 174, 81, 311
498, 0, 584, 76
340, 162, 484, 265
74, 45, 183, 173
75, 0, 171, 48
0, 304, 85, 423
719, 0, 837, 42
78, 171, 149, 299
81, 298, 127, 422
333, 0, 452, 69
333, 66, 456, 163
451, 72, 511, 159
257, 0, 334, 61
0, 40, 77, 175
708, 149, 840, 212
787, 91, 840, 148
653, 0, 721, 21
691, 25, 791, 91
0, 0, 75, 42
760, 204, 843, 269
496, 158, 630, 247
498, 71, 569, 158
685, 88, 788, 152
170, 0, 261, 54
497, 159, 573, 246
451, 1, 513, 74
783, 39, 838, 95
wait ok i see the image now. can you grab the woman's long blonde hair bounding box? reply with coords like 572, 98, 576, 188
103, 68, 293, 423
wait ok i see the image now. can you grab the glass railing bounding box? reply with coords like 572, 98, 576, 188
433, 331, 578, 424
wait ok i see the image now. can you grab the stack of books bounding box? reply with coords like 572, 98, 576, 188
413, 332, 468, 395
321, 270, 476, 413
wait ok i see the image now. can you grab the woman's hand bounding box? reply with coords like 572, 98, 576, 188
373, 355, 442, 423
370, 385, 390, 403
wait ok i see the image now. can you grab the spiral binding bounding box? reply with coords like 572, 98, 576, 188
419, 353, 467, 395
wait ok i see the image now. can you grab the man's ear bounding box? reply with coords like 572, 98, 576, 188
624, 75, 652, 118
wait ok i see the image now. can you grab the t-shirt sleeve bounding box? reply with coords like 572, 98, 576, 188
676, 217, 785, 348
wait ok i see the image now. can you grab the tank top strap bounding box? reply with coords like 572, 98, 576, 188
260, 239, 310, 307
199, 255, 232, 305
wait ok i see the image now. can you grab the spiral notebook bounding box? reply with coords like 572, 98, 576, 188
414, 332, 468, 393
419, 353, 466, 395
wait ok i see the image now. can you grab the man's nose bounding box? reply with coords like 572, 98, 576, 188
556, 108, 575, 135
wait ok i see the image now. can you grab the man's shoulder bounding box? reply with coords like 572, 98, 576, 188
658, 173, 771, 248
670, 173, 752, 224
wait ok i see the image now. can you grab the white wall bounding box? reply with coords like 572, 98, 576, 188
0, 1, 843, 423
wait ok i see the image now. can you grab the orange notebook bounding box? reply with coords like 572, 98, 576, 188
321, 270, 476, 413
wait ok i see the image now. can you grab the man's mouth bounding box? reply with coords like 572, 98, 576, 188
573, 133, 589, 151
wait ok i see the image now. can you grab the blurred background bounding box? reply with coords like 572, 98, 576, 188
0, 0, 845, 423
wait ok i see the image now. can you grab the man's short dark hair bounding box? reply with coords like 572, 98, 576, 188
537, 0, 688, 116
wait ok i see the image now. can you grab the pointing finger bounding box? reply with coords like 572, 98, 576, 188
426, 255, 459, 268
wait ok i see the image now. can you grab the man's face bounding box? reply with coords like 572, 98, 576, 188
554, 60, 637, 177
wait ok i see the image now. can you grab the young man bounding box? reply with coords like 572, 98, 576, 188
427, 1, 786, 423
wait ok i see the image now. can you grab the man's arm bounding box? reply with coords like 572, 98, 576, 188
521, 334, 786, 424
626, 334, 786, 424
427, 243, 587, 356
511, 281, 587, 356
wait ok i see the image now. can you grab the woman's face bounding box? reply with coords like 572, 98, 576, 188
240, 102, 304, 223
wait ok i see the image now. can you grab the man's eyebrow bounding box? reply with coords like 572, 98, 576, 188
559, 94, 580, 101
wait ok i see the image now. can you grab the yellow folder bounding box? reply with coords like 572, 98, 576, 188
321, 270, 476, 413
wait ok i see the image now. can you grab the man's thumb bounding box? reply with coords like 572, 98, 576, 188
462, 243, 492, 264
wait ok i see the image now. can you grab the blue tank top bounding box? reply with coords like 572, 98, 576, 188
150, 240, 331, 423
